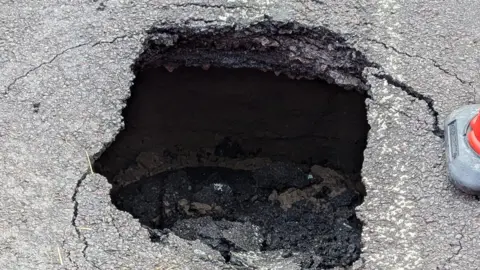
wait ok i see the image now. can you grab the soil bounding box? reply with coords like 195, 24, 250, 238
112, 149, 362, 269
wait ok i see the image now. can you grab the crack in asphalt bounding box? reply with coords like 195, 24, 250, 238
71, 172, 101, 270
431, 61, 472, 85
368, 38, 474, 86
109, 213, 123, 239
3, 42, 91, 95
61, 232, 79, 270
71, 172, 94, 267
3, 35, 135, 96
71, 173, 87, 237
170, 3, 252, 10
367, 38, 417, 58
442, 224, 466, 269
310, 0, 325, 5
92, 35, 129, 47
184, 18, 221, 24
65, 251, 78, 270
373, 73, 444, 138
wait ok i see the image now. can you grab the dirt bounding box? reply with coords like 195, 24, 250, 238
111, 147, 362, 269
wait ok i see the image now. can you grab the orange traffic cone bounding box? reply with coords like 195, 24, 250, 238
445, 105, 480, 195
468, 112, 480, 154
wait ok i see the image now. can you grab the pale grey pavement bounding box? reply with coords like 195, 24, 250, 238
1, 0, 480, 269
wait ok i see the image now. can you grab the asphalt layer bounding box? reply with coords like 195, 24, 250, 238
1, 0, 480, 270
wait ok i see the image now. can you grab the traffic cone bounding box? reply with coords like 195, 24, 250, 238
468, 111, 480, 154
445, 104, 480, 195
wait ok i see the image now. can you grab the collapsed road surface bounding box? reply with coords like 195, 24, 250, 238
94, 63, 369, 268
1, 0, 480, 269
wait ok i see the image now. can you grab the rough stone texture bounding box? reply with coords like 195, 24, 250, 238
112, 164, 361, 268
134, 20, 374, 91
1, 0, 480, 269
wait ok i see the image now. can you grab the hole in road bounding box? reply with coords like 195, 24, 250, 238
94, 21, 372, 269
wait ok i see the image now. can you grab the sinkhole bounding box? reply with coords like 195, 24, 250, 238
94, 21, 372, 268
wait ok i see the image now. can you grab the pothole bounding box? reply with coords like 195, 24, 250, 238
94, 21, 373, 269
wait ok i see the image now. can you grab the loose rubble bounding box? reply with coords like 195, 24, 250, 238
111, 145, 362, 268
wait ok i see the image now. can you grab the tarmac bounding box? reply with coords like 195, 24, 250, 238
1, 0, 480, 269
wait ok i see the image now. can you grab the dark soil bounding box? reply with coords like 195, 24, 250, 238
113, 161, 362, 268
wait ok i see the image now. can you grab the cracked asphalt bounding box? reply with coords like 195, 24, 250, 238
1, 0, 480, 269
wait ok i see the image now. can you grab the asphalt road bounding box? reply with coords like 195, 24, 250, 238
1, 0, 480, 269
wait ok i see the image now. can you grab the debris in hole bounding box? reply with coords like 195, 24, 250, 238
113, 153, 361, 268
